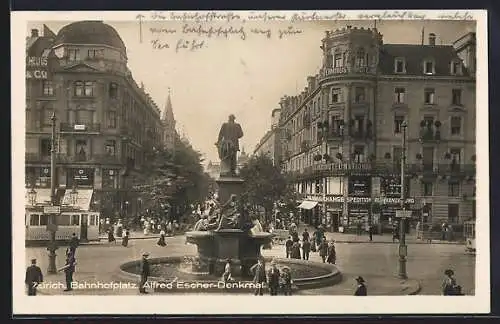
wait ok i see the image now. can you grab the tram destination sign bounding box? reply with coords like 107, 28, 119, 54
396, 210, 413, 218
43, 206, 60, 214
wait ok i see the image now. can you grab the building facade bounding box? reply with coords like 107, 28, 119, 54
25, 21, 168, 219
253, 108, 282, 166
279, 26, 476, 232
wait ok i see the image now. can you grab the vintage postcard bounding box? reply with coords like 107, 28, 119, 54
12, 10, 489, 315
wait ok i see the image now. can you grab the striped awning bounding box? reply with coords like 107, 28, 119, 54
298, 200, 318, 210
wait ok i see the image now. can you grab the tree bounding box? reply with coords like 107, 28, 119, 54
132, 139, 209, 220
239, 154, 297, 223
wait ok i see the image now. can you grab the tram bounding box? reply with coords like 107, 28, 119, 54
25, 208, 100, 242
463, 220, 476, 253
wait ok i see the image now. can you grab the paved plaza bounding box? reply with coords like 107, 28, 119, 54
24, 234, 475, 296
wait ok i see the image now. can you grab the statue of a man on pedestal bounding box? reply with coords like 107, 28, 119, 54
215, 114, 243, 177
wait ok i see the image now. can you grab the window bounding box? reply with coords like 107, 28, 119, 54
70, 214, 80, 226
40, 138, 51, 157
74, 81, 95, 97
452, 89, 462, 105
75, 140, 88, 159
104, 140, 116, 156
331, 88, 342, 103
422, 147, 434, 170
29, 214, 40, 226
102, 169, 118, 189
334, 53, 342, 67
39, 214, 49, 226
451, 60, 462, 75
394, 115, 405, 134
57, 214, 71, 226
326, 54, 333, 68
109, 83, 118, 98
450, 116, 462, 135
424, 88, 435, 104
88, 49, 103, 59
448, 182, 460, 197
355, 48, 365, 67
354, 115, 365, 134
423, 182, 433, 196
394, 58, 406, 73
42, 81, 54, 96
332, 116, 343, 134
450, 148, 461, 164
353, 145, 365, 162
354, 87, 365, 103
424, 60, 435, 74
394, 88, 405, 103
107, 111, 117, 128
67, 48, 80, 61
90, 215, 97, 226
448, 204, 459, 223
41, 107, 54, 127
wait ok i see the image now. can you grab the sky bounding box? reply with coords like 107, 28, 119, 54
27, 19, 475, 165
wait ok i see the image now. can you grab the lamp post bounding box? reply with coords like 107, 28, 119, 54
28, 187, 37, 206
318, 120, 329, 227
398, 120, 408, 279
70, 186, 79, 206
47, 112, 58, 274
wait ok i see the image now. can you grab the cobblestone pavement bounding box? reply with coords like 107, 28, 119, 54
24, 235, 475, 296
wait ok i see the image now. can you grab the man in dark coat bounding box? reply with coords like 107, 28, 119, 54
302, 239, 311, 260
318, 237, 329, 263
368, 225, 373, 242
354, 276, 367, 296
69, 233, 79, 256
139, 252, 150, 294
302, 228, 310, 242
25, 258, 43, 296
267, 260, 281, 296
60, 252, 76, 292
250, 258, 267, 296
285, 236, 293, 258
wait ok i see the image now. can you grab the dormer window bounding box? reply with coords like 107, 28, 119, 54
394, 58, 406, 73
88, 49, 104, 60
451, 60, 462, 75
67, 48, 80, 61
424, 60, 435, 75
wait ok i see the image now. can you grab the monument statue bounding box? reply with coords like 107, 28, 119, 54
215, 114, 243, 177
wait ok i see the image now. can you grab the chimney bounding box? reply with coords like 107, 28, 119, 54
429, 33, 436, 46
31, 29, 39, 38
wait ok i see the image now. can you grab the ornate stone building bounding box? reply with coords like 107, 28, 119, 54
25, 21, 164, 219
253, 108, 282, 166
279, 26, 476, 232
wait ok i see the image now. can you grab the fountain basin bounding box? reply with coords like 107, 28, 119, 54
117, 256, 342, 294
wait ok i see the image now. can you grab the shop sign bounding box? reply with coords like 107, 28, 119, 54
313, 162, 372, 172
305, 194, 415, 205
74, 169, 89, 180
26, 57, 49, 80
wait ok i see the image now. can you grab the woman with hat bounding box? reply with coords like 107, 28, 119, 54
326, 240, 336, 264
354, 276, 367, 296
442, 269, 462, 295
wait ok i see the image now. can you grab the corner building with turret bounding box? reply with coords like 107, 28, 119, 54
279, 26, 476, 233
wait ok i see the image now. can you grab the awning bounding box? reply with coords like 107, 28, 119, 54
25, 188, 52, 206
298, 200, 318, 210
62, 189, 94, 211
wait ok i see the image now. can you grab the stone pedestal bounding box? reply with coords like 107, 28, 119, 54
216, 176, 244, 203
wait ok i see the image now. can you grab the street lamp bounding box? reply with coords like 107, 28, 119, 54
28, 187, 37, 206
398, 120, 408, 279
70, 186, 79, 205
47, 112, 58, 274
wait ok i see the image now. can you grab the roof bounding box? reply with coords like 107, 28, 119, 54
53, 21, 126, 52
379, 44, 470, 77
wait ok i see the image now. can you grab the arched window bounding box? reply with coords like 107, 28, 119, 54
355, 48, 365, 67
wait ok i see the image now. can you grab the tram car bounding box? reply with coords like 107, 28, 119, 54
463, 220, 476, 254
25, 209, 100, 242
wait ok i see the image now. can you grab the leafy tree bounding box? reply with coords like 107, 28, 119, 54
132, 139, 209, 220
239, 154, 297, 223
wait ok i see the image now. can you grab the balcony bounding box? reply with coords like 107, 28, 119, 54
438, 163, 476, 177
60, 123, 101, 133
419, 129, 441, 143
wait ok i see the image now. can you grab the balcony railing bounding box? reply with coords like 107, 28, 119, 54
60, 123, 101, 133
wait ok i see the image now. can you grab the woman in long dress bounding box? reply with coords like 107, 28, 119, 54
326, 241, 336, 264
107, 227, 116, 244
221, 259, 232, 283
122, 229, 129, 247
157, 229, 167, 246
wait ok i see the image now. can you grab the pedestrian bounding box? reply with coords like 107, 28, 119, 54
58, 251, 76, 292
250, 258, 266, 296
302, 239, 311, 260
157, 229, 167, 247
122, 229, 129, 247
69, 233, 79, 256
354, 276, 367, 296
279, 266, 293, 296
221, 259, 233, 283
326, 240, 336, 264
285, 236, 293, 258
302, 228, 310, 242
318, 237, 329, 263
107, 228, 116, 244
356, 222, 362, 236
139, 252, 150, 294
291, 240, 301, 259
368, 224, 373, 242
442, 269, 463, 295
25, 258, 43, 296
267, 259, 281, 296
441, 222, 447, 241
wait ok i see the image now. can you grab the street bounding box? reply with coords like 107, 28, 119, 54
24, 235, 475, 295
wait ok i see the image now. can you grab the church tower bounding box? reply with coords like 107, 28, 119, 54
162, 88, 177, 150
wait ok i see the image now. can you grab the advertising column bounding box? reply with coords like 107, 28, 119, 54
348, 175, 372, 234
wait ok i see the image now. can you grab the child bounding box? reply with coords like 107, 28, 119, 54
280, 266, 293, 295
285, 236, 293, 258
